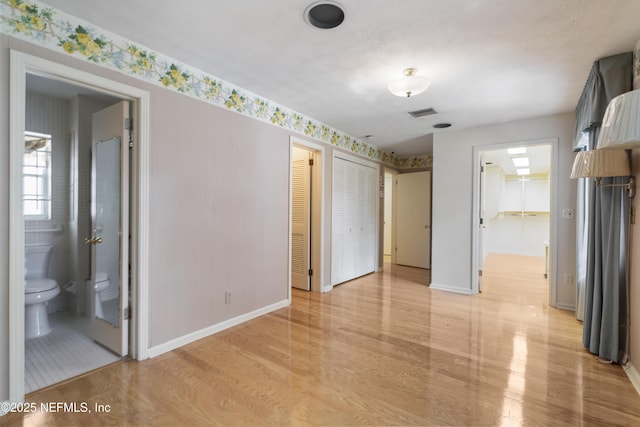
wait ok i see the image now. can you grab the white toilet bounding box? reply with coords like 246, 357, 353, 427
85, 272, 110, 318
25, 245, 60, 339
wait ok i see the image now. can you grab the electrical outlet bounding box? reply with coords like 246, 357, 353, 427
564, 274, 573, 285
225, 290, 231, 304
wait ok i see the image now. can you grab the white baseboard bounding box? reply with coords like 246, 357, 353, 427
147, 299, 289, 358
553, 303, 576, 311
624, 362, 640, 397
429, 283, 474, 295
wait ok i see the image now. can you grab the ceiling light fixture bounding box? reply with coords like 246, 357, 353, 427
388, 68, 430, 98
304, 1, 345, 29
433, 123, 451, 129
511, 157, 529, 168
507, 147, 527, 155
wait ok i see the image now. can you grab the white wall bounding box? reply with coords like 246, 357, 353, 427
432, 112, 577, 309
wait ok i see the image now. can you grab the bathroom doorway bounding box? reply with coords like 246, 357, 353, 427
9, 51, 150, 401
22, 79, 126, 393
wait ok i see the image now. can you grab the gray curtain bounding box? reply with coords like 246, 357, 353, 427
574, 52, 632, 363
583, 175, 630, 362
575, 130, 597, 321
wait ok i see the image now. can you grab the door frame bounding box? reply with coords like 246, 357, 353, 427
9, 50, 150, 403
289, 136, 325, 297
471, 137, 558, 306
383, 169, 397, 265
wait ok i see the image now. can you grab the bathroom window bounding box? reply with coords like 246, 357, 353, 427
23, 132, 52, 220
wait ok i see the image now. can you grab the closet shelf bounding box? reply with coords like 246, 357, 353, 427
501, 211, 550, 217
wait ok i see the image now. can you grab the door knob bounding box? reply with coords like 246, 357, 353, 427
84, 236, 103, 244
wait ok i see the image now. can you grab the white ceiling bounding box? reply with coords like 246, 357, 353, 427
41, 0, 640, 156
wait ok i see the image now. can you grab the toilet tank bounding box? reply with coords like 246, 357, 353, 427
25, 244, 53, 280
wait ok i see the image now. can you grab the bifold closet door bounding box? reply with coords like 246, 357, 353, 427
332, 157, 376, 286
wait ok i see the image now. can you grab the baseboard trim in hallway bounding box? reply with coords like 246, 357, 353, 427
147, 298, 290, 358
3, 257, 640, 426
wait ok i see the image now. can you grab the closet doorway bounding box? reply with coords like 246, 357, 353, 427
289, 138, 324, 294
383, 170, 395, 264
473, 139, 557, 304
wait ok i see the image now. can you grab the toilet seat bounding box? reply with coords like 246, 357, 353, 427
25, 278, 58, 293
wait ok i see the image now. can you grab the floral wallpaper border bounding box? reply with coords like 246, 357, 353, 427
0, 0, 432, 170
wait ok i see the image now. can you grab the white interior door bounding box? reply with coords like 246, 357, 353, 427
90, 101, 129, 356
383, 173, 393, 256
478, 156, 486, 292
291, 147, 311, 290
396, 171, 431, 269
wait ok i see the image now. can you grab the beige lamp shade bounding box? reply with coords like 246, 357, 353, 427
597, 89, 640, 149
570, 148, 630, 179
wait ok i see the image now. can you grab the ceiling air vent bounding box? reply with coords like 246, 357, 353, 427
408, 107, 437, 118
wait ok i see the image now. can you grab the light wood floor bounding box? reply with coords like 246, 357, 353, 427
4, 254, 640, 426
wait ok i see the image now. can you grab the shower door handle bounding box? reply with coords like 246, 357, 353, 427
84, 236, 103, 244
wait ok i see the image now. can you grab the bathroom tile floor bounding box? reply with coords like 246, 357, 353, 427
25, 311, 122, 394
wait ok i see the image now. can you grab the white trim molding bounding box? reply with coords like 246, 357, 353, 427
290, 136, 326, 294
429, 283, 475, 295
471, 137, 559, 305
147, 299, 290, 359
624, 362, 640, 397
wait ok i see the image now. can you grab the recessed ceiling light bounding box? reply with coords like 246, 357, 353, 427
512, 157, 529, 167
516, 168, 531, 176
304, 1, 345, 29
433, 123, 451, 129
507, 147, 527, 155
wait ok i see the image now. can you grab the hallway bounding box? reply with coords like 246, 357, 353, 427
4, 259, 639, 426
